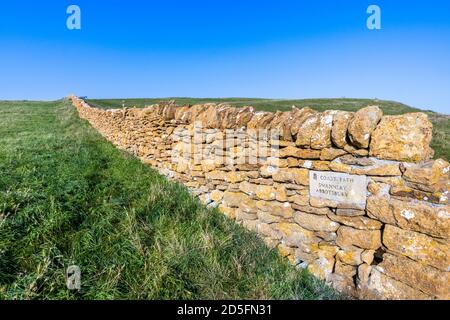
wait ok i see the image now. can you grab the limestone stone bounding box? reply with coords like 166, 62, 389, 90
295, 114, 320, 148
279, 146, 321, 159
291, 204, 333, 215
361, 250, 375, 265
290, 107, 317, 136
402, 159, 449, 194
383, 225, 450, 271
256, 201, 294, 218
335, 208, 366, 217
287, 192, 309, 206
205, 170, 227, 181
336, 247, 364, 265
328, 273, 357, 297
366, 195, 396, 225
370, 113, 434, 162
273, 168, 309, 185
239, 198, 258, 213
348, 106, 383, 149
327, 213, 382, 230
235, 209, 258, 222
218, 205, 236, 220
210, 190, 224, 202
391, 198, 450, 239
320, 148, 348, 161
336, 226, 382, 250
293, 211, 340, 232
278, 222, 319, 247
310, 111, 336, 150
366, 268, 431, 300
222, 191, 249, 208
378, 253, 450, 299
257, 211, 281, 224
277, 244, 295, 257
335, 260, 357, 278
331, 111, 354, 149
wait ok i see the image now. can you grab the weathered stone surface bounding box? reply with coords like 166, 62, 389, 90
210, 190, 224, 202
336, 246, 363, 265
291, 204, 333, 215
273, 168, 309, 185
239, 197, 258, 213
257, 200, 294, 218
295, 114, 320, 148
218, 205, 236, 219
257, 211, 281, 224
366, 268, 431, 300
391, 199, 450, 239
310, 111, 335, 150
235, 209, 258, 222
279, 146, 321, 159
335, 208, 366, 217
378, 253, 450, 299
294, 211, 340, 232
331, 111, 354, 149
222, 191, 249, 208
336, 226, 382, 250
278, 222, 319, 247
348, 106, 383, 149
366, 195, 396, 224
320, 148, 348, 161
383, 225, 450, 271
290, 107, 317, 136
370, 113, 434, 162
328, 213, 382, 230
402, 159, 449, 198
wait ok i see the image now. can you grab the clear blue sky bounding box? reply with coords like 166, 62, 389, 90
0, 0, 449, 113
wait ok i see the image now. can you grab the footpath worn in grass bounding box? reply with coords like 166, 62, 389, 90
0, 100, 339, 300
89, 98, 449, 161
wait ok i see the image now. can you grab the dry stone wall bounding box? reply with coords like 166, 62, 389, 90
70, 96, 449, 300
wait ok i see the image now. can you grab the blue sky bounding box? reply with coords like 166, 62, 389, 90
0, 0, 449, 113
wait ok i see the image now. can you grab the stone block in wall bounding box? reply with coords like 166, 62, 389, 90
256, 200, 294, 218
336, 246, 364, 265
377, 253, 450, 299
293, 211, 340, 232
278, 222, 319, 248
272, 168, 309, 185
279, 146, 321, 159
336, 226, 382, 250
401, 159, 449, 197
383, 225, 450, 271
327, 213, 383, 230
331, 111, 354, 149
365, 268, 431, 300
348, 106, 383, 149
370, 112, 434, 162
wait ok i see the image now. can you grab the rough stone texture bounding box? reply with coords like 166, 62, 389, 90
72, 96, 449, 300
370, 113, 434, 162
378, 253, 450, 299
348, 106, 383, 149
383, 225, 450, 271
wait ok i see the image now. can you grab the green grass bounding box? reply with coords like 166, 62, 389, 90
88, 98, 449, 161
0, 99, 340, 300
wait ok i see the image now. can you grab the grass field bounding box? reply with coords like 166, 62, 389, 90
88, 98, 449, 161
0, 99, 340, 300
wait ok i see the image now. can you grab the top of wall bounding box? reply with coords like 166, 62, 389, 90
74, 97, 435, 163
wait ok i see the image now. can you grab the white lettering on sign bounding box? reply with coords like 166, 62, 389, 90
309, 171, 368, 207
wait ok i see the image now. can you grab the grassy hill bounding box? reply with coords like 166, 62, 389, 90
88, 98, 449, 161
0, 99, 339, 300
